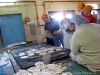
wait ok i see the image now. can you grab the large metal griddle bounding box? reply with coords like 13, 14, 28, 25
11, 44, 71, 69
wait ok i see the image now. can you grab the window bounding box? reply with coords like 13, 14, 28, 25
48, 10, 74, 21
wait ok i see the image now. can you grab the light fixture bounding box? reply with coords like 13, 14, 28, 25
0, 3, 6, 6
51, 12, 73, 21
6, 3, 15, 6
0, 0, 16, 6
0, 0, 7, 2
0, 0, 16, 2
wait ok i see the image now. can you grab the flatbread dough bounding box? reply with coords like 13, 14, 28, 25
59, 52, 66, 54
26, 50, 35, 56
20, 56, 28, 59
14, 61, 71, 75
54, 47, 62, 49
42, 49, 48, 52
19, 52, 25, 56
40, 47, 45, 49
14, 70, 32, 75
28, 53, 34, 56
35, 50, 42, 54
47, 64, 57, 69
48, 48, 54, 51
48, 51, 55, 53
39, 52, 46, 56
56, 48, 62, 51
27, 67, 40, 73
31, 49, 37, 52
26, 51, 32, 54
35, 61, 46, 68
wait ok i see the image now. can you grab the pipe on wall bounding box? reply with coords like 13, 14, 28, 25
33, 1, 41, 26
43, 0, 100, 13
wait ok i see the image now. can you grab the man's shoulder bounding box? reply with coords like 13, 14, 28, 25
90, 15, 96, 18
44, 22, 49, 27
50, 18, 58, 22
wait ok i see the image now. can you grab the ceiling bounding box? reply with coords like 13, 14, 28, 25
0, 0, 100, 2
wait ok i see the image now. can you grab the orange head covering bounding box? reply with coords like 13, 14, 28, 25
83, 5, 93, 11
77, 2, 85, 9
41, 13, 48, 19
61, 10, 67, 15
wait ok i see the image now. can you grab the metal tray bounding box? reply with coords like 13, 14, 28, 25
11, 44, 71, 69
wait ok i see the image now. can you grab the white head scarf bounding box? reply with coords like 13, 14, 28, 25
70, 14, 89, 30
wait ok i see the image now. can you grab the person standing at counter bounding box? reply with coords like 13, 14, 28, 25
83, 5, 97, 23
41, 14, 55, 46
77, 2, 85, 16
70, 14, 100, 72
58, 10, 73, 49
40, 13, 64, 47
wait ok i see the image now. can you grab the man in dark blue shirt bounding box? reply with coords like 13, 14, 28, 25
40, 13, 64, 47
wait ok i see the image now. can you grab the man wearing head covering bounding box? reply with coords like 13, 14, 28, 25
69, 14, 100, 72
83, 5, 97, 23
58, 10, 73, 49
77, 2, 85, 16
40, 13, 64, 47
41, 14, 55, 46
